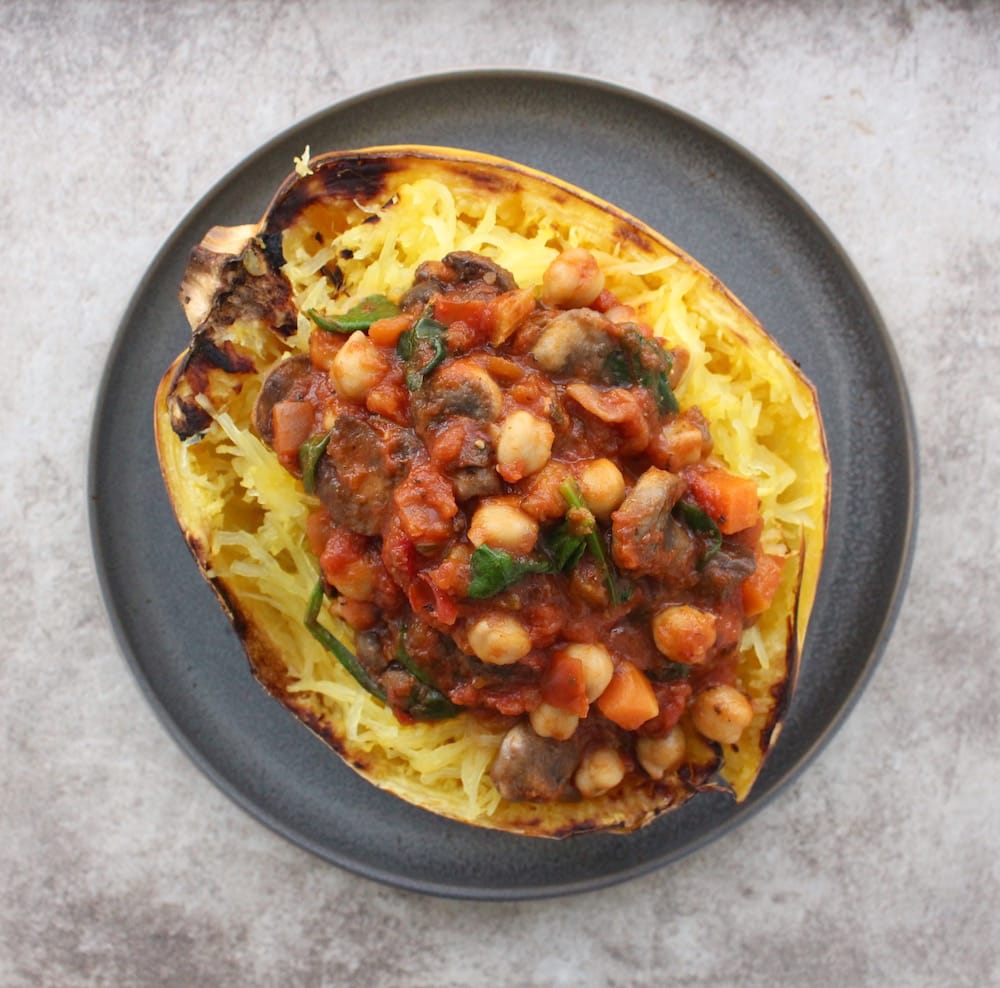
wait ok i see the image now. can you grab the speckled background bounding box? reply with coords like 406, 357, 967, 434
2, 2, 998, 986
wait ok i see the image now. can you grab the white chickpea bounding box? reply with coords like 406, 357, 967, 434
577, 458, 627, 520
467, 613, 532, 666
529, 702, 579, 741
651, 605, 717, 664
329, 330, 388, 400
561, 643, 614, 702
496, 410, 554, 482
468, 499, 539, 554
574, 747, 626, 798
604, 303, 636, 324
691, 685, 754, 745
636, 725, 686, 780
541, 248, 605, 308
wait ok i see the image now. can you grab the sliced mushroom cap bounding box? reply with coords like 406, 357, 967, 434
489, 720, 582, 803
443, 251, 517, 291
611, 467, 695, 577
400, 250, 517, 309
315, 416, 417, 536
252, 354, 313, 444
530, 308, 616, 378
411, 359, 503, 435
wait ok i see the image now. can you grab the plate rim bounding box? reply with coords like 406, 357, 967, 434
88, 67, 918, 899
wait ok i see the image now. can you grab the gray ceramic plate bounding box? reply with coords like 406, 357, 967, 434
90, 71, 916, 899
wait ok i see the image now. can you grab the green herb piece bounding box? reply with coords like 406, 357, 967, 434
304, 581, 386, 701
297, 429, 333, 495
674, 501, 723, 568
397, 310, 447, 390
307, 294, 400, 334
404, 682, 460, 720
559, 480, 624, 606
602, 328, 679, 415
543, 520, 588, 572
395, 632, 458, 720
467, 545, 554, 599
646, 661, 692, 682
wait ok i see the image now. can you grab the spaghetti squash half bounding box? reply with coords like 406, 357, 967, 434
154, 147, 829, 836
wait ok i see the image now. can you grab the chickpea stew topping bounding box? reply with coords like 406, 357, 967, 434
256, 248, 787, 804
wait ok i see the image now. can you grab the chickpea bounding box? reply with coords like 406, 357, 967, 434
330, 597, 379, 631
574, 747, 626, 798
467, 613, 532, 666
577, 458, 627, 520
604, 303, 636, 324
468, 500, 539, 554
561, 643, 614, 702
529, 702, 579, 741
329, 330, 388, 401
496, 410, 554, 482
541, 248, 605, 308
651, 605, 717, 664
636, 726, 686, 780
691, 685, 754, 745
328, 558, 376, 601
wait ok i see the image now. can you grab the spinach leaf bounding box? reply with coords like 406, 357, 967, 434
467, 544, 554, 599
646, 661, 692, 682
304, 581, 386, 701
394, 632, 458, 720
397, 310, 447, 390
559, 480, 625, 606
307, 294, 400, 334
297, 429, 332, 495
603, 328, 679, 414
674, 500, 723, 568
543, 520, 588, 572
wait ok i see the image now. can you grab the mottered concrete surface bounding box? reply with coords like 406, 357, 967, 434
2, 2, 997, 985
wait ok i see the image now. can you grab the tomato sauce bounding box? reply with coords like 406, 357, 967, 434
256, 249, 778, 794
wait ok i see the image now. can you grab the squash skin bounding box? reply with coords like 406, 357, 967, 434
154, 146, 830, 837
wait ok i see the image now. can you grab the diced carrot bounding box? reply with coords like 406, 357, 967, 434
433, 296, 488, 330
742, 550, 786, 617
541, 652, 589, 718
271, 400, 315, 461
309, 328, 344, 371
596, 660, 660, 730
366, 381, 409, 426
486, 288, 536, 344
368, 313, 414, 347
686, 467, 760, 535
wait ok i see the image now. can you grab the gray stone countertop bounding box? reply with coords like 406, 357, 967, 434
3, 2, 997, 985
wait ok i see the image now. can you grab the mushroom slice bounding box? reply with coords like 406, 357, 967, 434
489, 721, 582, 803
611, 467, 694, 576
252, 354, 313, 444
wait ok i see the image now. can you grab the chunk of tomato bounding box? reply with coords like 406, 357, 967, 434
541, 652, 589, 718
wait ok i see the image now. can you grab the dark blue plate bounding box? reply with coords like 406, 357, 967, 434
89, 70, 916, 899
